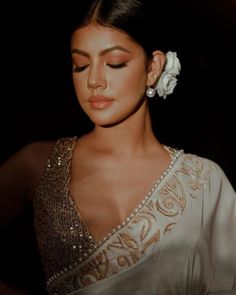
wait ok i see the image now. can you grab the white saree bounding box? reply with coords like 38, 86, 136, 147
34, 137, 236, 295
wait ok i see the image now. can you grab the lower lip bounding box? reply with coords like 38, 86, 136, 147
89, 100, 113, 110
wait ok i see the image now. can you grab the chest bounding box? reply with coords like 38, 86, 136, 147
69, 157, 169, 242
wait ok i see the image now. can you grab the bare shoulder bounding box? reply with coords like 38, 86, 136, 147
19, 140, 56, 163
0, 140, 57, 200
19, 140, 57, 198
13, 140, 56, 170
0, 140, 56, 223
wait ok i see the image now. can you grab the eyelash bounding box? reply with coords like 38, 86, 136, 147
72, 62, 127, 72
73, 66, 87, 73
108, 63, 127, 69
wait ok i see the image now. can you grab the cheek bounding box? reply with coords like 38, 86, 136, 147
114, 64, 147, 94
73, 75, 87, 101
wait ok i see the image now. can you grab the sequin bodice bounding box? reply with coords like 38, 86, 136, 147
33, 137, 95, 281
33, 138, 236, 295
34, 137, 184, 294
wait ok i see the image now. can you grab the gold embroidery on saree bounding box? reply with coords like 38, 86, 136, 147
76, 154, 211, 289
156, 175, 186, 217
34, 138, 212, 294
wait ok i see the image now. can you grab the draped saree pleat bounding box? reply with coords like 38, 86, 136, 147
33, 137, 236, 295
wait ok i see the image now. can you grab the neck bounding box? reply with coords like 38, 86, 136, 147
89, 102, 160, 156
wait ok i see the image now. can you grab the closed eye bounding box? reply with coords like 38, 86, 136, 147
107, 63, 127, 69
73, 62, 127, 72
73, 65, 88, 72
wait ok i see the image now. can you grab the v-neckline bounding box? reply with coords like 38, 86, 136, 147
66, 137, 183, 248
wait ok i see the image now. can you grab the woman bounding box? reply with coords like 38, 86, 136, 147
1, 0, 236, 294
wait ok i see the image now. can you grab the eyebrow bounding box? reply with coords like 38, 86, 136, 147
71, 46, 131, 57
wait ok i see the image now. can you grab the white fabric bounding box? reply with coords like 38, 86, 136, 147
73, 156, 236, 295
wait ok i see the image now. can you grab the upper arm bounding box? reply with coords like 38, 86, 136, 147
0, 141, 55, 225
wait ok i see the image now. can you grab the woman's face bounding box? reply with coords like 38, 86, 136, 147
71, 23, 149, 126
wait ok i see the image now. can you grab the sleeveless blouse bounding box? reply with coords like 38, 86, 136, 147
33, 137, 236, 295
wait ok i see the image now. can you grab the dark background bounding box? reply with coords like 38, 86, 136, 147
0, 1, 236, 294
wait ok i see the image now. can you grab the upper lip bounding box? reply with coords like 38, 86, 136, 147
88, 95, 114, 102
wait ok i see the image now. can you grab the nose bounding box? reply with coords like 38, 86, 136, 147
87, 64, 107, 90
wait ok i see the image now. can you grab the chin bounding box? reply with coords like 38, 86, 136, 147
87, 111, 127, 128
91, 117, 120, 128
85, 100, 146, 128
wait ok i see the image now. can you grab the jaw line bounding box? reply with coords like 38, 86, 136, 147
99, 94, 147, 128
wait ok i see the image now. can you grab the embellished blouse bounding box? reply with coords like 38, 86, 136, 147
33, 137, 236, 295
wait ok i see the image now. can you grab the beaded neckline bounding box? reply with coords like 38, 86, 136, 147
67, 142, 183, 251
46, 138, 183, 289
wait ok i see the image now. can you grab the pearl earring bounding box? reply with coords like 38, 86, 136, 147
146, 87, 156, 98
146, 74, 158, 98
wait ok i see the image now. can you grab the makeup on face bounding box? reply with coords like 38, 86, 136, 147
71, 24, 149, 126
87, 95, 114, 110
71, 47, 132, 73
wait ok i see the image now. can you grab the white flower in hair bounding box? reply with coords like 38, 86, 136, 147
155, 51, 181, 99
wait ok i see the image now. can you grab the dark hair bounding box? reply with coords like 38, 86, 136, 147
68, 0, 181, 57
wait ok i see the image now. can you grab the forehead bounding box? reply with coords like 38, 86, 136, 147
71, 23, 143, 53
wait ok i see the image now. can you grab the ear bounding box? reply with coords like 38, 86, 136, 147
146, 50, 166, 87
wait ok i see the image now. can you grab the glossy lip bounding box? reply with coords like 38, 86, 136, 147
88, 95, 114, 110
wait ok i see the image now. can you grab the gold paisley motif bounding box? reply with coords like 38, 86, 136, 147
132, 213, 155, 242
119, 233, 139, 250
156, 175, 186, 216
107, 237, 125, 251
176, 155, 211, 198
79, 250, 109, 281
81, 270, 101, 287
117, 255, 132, 267
140, 221, 151, 242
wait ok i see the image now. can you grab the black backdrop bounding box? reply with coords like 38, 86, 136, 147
0, 1, 236, 294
